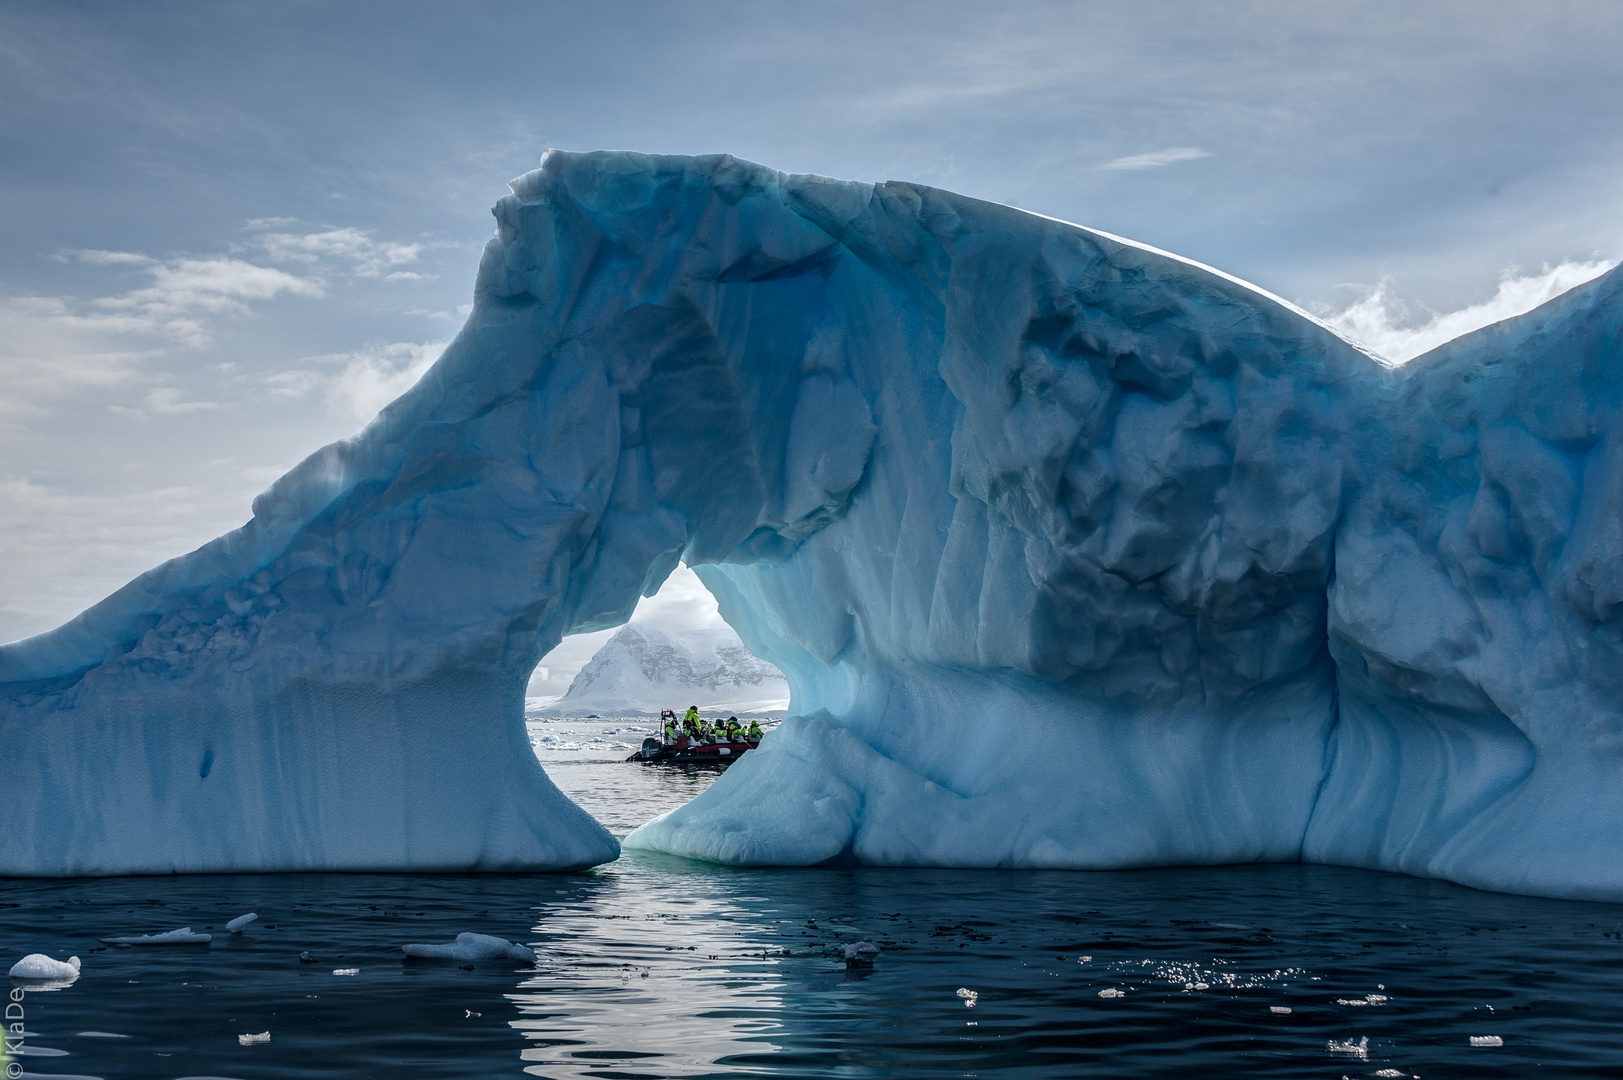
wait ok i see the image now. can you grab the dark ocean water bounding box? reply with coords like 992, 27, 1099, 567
4, 721, 1621, 1079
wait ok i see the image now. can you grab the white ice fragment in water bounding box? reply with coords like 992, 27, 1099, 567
1374, 1071, 1407, 1078
1077, 955, 1092, 963
401, 932, 538, 963
1326, 1036, 1369, 1058
9, 954, 80, 980
1270, 1006, 1292, 1014
1195, 982, 1209, 990
1098, 988, 1126, 999
226, 912, 258, 932
332, 968, 360, 976
843, 941, 880, 961
956, 987, 978, 1008
100, 927, 211, 945
76, 1031, 131, 1038
1470, 1035, 1504, 1047
238, 1030, 271, 1045
1366, 993, 1387, 1002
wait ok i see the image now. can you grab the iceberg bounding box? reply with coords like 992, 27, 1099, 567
1, 150, 1619, 900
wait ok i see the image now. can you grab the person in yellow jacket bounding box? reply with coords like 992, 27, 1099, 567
746, 718, 763, 743
683, 705, 700, 738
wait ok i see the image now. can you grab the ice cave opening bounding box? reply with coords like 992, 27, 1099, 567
3, 149, 1621, 902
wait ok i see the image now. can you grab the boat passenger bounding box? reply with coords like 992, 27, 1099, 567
662, 711, 677, 743
747, 718, 763, 743
683, 704, 700, 733
725, 716, 742, 741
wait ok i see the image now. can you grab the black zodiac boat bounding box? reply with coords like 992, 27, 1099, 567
626, 735, 757, 767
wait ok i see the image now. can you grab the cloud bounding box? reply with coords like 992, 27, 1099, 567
0, 295, 159, 418
253, 225, 435, 278
1101, 147, 1214, 170
32, 251, 325, 348
1323, 258, 1616, 363
316, 340, 447, 423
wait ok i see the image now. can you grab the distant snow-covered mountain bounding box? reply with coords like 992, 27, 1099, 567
539, 624, 789, 716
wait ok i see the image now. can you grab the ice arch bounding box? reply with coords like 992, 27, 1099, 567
3, 151, 1620, 897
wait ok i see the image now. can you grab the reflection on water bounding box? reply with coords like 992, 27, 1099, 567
3, 727, 1622, 1078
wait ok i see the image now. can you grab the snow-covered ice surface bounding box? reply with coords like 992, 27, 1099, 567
2, 149, 1621, 898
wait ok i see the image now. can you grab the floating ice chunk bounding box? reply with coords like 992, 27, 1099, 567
10, 953, 80, 980
76, 1031, 131, 1039
100, 928, 210, 945
1077, 956, 1092, 964
1270, 1006, 1292, 1014
956, 987, 978, 1008
332, 968, 360, 976
1098, 988, 1126, 999
1374, 1071, 1407, 1078
401, 932, 538, 964
238, 1031, 270, 1046
1470, 1035, 1504, 1047
1326, 1036, 1369, 1058
843, 941, 880, 961
226, 913, 258, 933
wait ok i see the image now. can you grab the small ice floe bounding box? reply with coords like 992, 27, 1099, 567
1374, 1071, 1408, 1078
956, 987, 978, 1008
843, 941, 880, 962
299, 951, 319, 964
1326, 1036, 1369, 1058
1098, 988, 1126, 999
238, 1030, 271, 1046
100, 927, 211, 946
1337, 992, 1389, 1006
76, 1031, 132, 1039
401, 932, 537, 964
1076, 955, 1092, 963
332, 968, 360, 976
226, 913, 258, 933
10, 953, 81, 981
1470, 1035, 1504, 1047
1269, 1006, 1292, 1014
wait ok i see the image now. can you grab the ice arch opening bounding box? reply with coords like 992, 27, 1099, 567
3, 151, 1621, 900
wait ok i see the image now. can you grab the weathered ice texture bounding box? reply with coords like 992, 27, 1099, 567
3, 151, 1619, 897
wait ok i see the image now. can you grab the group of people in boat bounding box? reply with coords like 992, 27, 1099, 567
659, 705, 762, 748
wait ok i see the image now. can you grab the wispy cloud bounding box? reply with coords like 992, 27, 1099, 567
1101, 147, 1213, 170
267, 340, 447, 424
1323, 258, 1616, 363
252, 225, 435, 279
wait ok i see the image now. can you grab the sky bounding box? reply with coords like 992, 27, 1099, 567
2, 0, 1621, 693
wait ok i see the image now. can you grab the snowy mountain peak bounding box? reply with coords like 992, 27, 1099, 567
547, 624, 787, 716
